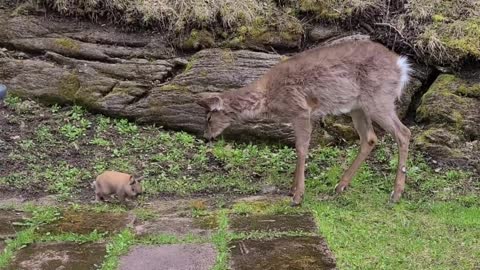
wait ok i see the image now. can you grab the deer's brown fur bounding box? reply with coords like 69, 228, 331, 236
197, 40, 412, 205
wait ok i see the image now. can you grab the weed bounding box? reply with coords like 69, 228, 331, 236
211, 210, 230, 270
115, 119, 138, 135
100, 229, 135, 270
60, 123, 85, 141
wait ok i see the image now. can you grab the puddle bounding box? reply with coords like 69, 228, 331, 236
40, 209, 130, 235
5, 242, 106, 270
230, 214, 317, 233
230, 236, 336, 270
134, 217, 213, 237
119, 244, 217, 270
0, 209, 29, 238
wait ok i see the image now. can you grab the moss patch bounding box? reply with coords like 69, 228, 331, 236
181, 29, 215, 50
54, 38, 80, 51
59, 72, 81, 99
158, 84, 188, 91
416, 74, 476, 130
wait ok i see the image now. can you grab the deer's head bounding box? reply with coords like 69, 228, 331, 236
196, 95, 235, 140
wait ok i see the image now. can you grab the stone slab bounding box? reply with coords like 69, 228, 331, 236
230, 236, 336, 270
134, 217, 213, 237
40, 210, 130, 235
119, 244, 217, 270
5, 242, 106, 270
230, 214, 317, 233
0, 209, 29, 238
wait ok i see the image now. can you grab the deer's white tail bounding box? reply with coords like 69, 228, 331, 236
396, 56, 411, 99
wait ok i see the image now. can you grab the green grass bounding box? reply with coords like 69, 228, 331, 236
100, 229, 136, 270
308, 197, 480, 269
1, 99, 479, 269
211, 210, 230, 270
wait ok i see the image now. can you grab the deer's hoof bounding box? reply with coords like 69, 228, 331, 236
334, 183, 348, 194
290, 199, 302, 207
389, 190, 402, 203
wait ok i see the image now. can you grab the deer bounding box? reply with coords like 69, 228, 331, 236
196, 40, 412, 206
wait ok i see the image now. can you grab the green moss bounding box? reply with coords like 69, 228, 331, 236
184, 56, 198, 73
457, 82, 480, 98
55, 38, 80, 51
158, 84, 188, 91
416, 74, 476, 128
422, 18, 480, 62
432, 14, 446, 22
59, 72, 81, 99
182, 29, 215, 50
221, 49, 235, 64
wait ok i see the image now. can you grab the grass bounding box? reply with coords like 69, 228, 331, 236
1, 98, 479, 269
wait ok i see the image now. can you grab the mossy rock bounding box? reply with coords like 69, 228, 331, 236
180, 30, 216, 50
416, 74, 478, 132
414, 128, 465, 161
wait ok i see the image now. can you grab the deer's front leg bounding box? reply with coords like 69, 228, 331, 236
291, 116, 312, 206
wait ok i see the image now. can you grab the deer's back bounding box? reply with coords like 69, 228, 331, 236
263, 40, 406, 118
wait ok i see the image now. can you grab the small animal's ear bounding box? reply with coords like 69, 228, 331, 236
196, 96, 223, 111
129, 176, 136, 185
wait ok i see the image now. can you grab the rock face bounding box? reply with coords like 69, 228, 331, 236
415, 72, 480, 167
0, 9, 424, 145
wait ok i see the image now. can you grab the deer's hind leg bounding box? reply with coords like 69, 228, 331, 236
335, 109, 377, 193
371, 111, 411, 202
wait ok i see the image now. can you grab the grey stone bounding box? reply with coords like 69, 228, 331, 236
230, 213, 317, 233
119, 244, 217, 270
230, 236, 336, 270
5, 242, 106, 270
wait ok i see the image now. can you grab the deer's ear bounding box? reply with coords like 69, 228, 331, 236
196, 96, 223, 111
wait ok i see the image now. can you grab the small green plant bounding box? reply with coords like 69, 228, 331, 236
18, 139, 34, 151
96, 115, 112, 133
4, 95, 21, 108
50, 104, 61, 113
60, 123, 85, 141
115, 119, 138, 135
90, 137, 111, 146
100, 229, 135, 270
67, 105, 85, 121
35, 126, 54, 142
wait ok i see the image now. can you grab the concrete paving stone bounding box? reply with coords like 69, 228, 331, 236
5, 242, 106, 270
134, 217, 213, 237
230, 236, 336, 270
0, 209, 29, 238
119, 244, 217, 270
40, 209, 131, 235
230, 213, 317, 233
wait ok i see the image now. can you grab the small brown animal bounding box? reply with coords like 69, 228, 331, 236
196, 40, 412, 206
93, 171, 144, 203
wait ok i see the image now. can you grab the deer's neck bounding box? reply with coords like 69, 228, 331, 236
225, 84, 266, 120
